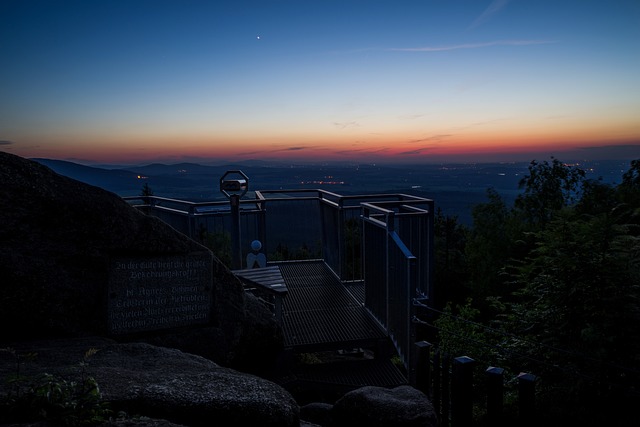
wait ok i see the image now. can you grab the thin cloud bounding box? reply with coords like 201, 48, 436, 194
389, 39, 555, 53
409, 135, 452, 144
0, 140, 14, 145
469, 0, 510, 30
369, 148, 390, 154
401, 134, 453, 155
333, 121, 359, 129
400, 147, 431, 156
335, 148, 368, 155
238, 146, 316, 157
237, 150, 263, 156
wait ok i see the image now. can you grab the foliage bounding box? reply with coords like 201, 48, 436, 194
575, 178, 618, 216
430, 157, 640, 425
296, 353, 323, 365
433, 208, 468, 309
621, 159, 640, 189
139, 182, 154, 198
199, 228, 232, 267
619, 158, 640, 209
464, 188, 520, 314
344, 218, 362, 280
1, 348, 112, 427
433, 299, 498, 364
514, 157, 585, 227
139, 183, 154, 208
268, 241, 322, 262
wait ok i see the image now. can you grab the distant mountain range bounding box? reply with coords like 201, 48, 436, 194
32, 157, 635, 225
33, 158, 141, 192
32, 158, 241, 199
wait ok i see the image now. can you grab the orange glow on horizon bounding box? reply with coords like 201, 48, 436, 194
7, 135, 632, 164
5, 123, 639, 165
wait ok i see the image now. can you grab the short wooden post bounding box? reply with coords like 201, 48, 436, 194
486, 366, 504, 424
411, 341, 432, 396
518, 372, 537, 425
451, 356, 475, 427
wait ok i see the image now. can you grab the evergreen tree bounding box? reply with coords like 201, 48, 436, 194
140, 182, 154, 197
465, 188, 520, 314
433, 208, 468, 309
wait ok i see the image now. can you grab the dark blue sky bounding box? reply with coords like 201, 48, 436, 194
2, 1, 639, 165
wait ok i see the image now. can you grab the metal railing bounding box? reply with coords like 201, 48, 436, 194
361, 198, 434, 370
124, 189, 434, 369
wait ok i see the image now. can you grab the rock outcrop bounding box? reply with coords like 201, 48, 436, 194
0, 337, 299, 427
0, 151, 281, 370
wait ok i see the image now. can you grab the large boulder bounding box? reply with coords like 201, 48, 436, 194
0, 337, 299, 427
331, 385, 437, 427
0, 151, 281, 370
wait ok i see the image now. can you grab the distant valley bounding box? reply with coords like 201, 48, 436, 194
32, 157, 634, 226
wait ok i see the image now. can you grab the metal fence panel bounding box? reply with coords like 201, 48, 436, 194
319, 198, 341, 277
387, 231, 416, 366
363, 218, 388, 326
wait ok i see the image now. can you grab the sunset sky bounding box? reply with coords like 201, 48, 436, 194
1, 0, 639, 165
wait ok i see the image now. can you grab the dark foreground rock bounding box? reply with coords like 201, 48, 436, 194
0, 337, 299, 427
331, 385, 437, 427
0, 337, 440, 427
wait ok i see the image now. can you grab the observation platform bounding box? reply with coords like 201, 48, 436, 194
128, 188, 435, 393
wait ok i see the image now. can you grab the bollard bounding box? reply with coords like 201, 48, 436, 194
451, 356, 476, 427
411, 341, 432, 396
441, 354, 450, 427
486, 366, 505, 424
518, 372, 537, 425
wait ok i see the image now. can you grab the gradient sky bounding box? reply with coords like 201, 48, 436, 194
1, 0, 639, 165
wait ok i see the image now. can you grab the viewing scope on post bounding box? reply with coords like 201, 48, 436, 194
220, 170, 249, 270
220, 170, 249, 198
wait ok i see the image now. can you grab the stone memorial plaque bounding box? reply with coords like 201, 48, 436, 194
108, 252, 213, 335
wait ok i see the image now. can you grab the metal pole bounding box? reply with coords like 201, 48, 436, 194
230, 194, 242, 269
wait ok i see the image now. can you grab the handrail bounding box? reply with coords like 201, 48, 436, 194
389, 231, 417, 261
